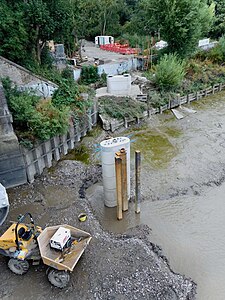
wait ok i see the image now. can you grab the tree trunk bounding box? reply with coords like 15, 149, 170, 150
102, 11, 107, 36
35, 25, 41, 64
36, 25, 46, 64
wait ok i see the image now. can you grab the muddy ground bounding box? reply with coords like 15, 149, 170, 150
0, 160, 195, 300
137, 93, 225, 202
3, 91, 225, 300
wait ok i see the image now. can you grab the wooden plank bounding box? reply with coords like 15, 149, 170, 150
135, 150, 141, 214
120, 149, 128, 212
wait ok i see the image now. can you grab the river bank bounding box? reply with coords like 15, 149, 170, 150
3, 90, 225, 299
0, 159, 195, 300
87, 91, 225, 300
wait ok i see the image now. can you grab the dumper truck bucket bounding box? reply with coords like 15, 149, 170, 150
0, 183, 9, 225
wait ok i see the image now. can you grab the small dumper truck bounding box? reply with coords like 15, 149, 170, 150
0, 212, 92, 288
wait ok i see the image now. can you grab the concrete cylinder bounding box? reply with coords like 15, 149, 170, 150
100, 137, 130, 207
107, 74, 131, 95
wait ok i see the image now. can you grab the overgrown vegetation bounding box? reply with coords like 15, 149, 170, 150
147, 54, 186, 91
140, 35, 225, 109
149, 91, 177, 109
79, 66, 100, 85
2, 0, 225, 132
2, 77, 93, 146
99, 96, 147, 119
2, 78, 70, 144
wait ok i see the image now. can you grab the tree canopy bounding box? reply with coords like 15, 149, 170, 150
0, 0, 134, 65
0, 0, 219, 66
130, 0, 215, 57
208, 0, 225, 39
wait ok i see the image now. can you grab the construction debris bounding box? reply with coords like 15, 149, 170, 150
171, 109, 185, 120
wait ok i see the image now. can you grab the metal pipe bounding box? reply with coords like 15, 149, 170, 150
120, 148, 128, 211
115, 154, 123, 220
135, 150, 141, 214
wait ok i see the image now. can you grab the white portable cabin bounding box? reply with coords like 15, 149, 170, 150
95, 36, 114, 46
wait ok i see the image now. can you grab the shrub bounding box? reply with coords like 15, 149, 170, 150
150, 54, 185, 91
61, 67, 74, 80
80, 66, 99, 85
149, 91, 176, 108
29, 100, 70, 141
218, 35, 225, 55
52, 79, 93, 116
7, 91, 40, 129
2, 78, 71, 143
99, 96, 147, 119
52, 79, 79, 107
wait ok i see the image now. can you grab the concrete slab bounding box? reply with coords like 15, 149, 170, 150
83, 41, 134, 64
171, 108, 185, 119
96, 85, 141, 99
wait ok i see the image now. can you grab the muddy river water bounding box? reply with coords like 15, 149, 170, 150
88, 92, 225, 300
88, 183, 225, 300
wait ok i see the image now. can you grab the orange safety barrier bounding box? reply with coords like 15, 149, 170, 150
99, 43, 137, 55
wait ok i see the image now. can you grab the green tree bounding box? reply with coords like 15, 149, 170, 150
0, 1, 28, 62
71, 0, 127, 39
133, 0, 214, 57
149, 53, 186, 91
208, 0, 225, 39
24, 0, 54, 63
0, 0, 75, 65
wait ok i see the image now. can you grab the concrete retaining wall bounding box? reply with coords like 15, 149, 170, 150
73, 58, 139, 81
0, 81, 98, 188
21, 104, 98, 183
0, 85, 27, 188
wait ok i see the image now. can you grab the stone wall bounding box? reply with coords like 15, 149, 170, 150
0, 56, 58, 98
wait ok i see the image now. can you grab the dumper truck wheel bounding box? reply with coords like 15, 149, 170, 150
47, 269, 70, 288
8, 258, 29, 275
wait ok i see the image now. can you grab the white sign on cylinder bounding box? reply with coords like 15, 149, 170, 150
100, 137, 130, 207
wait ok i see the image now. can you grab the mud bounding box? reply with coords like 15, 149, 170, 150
86, 91, 225, 300
0, 160, 195, 300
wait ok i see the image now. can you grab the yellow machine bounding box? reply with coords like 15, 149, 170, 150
0, 212, 92, 288
0, 213, 42, 274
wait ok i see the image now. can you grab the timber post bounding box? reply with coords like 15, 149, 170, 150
115, 153, 123, 220
135, 150, 141, 214
120, 148, 128, 212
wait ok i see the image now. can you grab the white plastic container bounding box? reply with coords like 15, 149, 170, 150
107, 74, 131, 95
100, 137, 130, 207
0, 183, 9, 225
